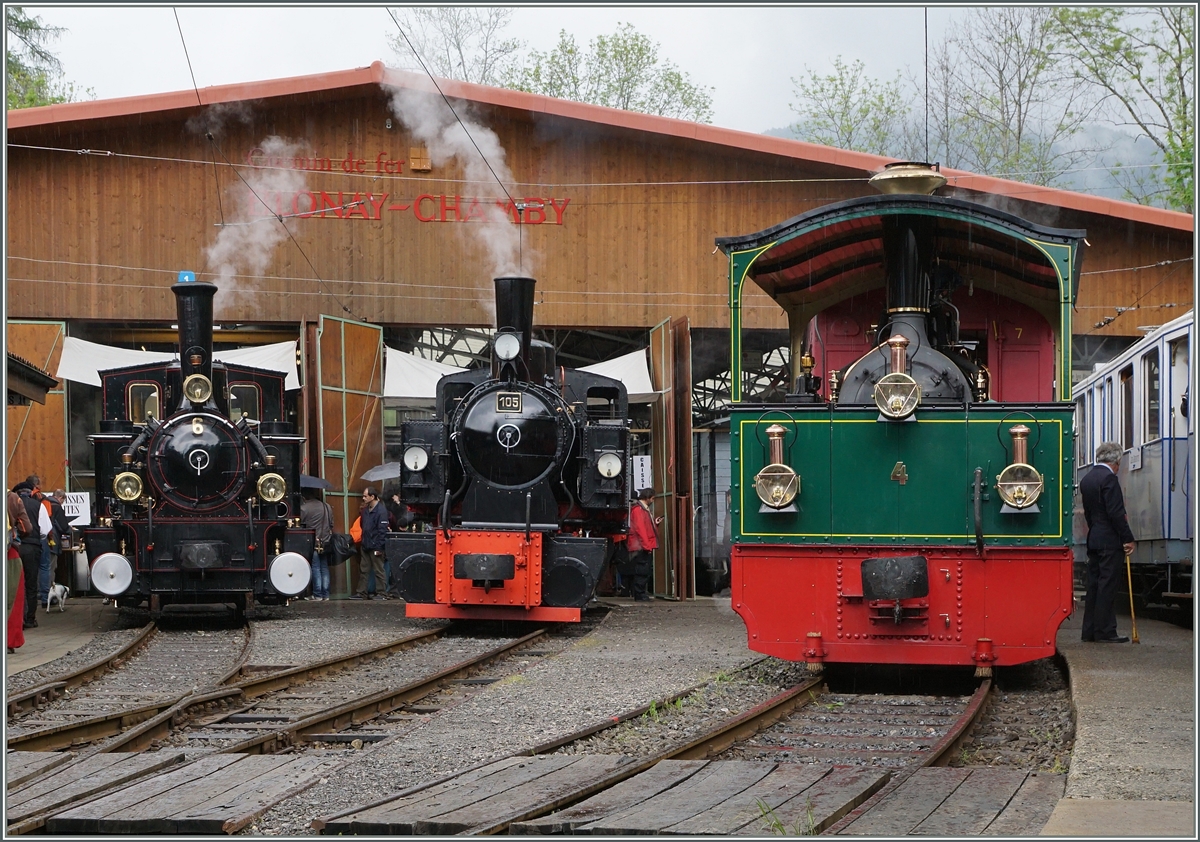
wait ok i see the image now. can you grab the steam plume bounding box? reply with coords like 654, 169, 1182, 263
383, 72, 526, 287
204, 135, 308, 315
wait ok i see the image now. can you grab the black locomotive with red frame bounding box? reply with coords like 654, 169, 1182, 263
82, 275, 313, 617
389, 276, 631, 622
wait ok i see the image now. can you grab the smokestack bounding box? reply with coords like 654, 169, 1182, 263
882, 215, 933, 314
494, 276, 536, 349
172, 279, 217, 384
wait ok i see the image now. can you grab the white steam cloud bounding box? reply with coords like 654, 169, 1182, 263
383, 74, 526, 287
205, 135, 308, 315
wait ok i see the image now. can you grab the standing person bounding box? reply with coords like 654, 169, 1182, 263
13, 482, 46, 628
384, 489, 414, 599
1079, 441, 1137, 643
352, 487, 388, 600
25, 476, 53, 607
300, 489, 334, 601
626, 488, 659, 602
7, 508, 26, 653
46, 489, 72, 595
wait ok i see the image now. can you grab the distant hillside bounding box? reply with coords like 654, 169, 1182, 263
761, 123, 1165, 205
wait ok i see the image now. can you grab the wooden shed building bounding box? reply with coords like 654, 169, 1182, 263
6, 62, 1193, 594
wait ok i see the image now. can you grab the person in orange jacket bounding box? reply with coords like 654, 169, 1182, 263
626, 488, 659, 601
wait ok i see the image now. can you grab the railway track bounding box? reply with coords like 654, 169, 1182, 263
6, 623, 157, 718
7, 624, 251, 750
5, 625, 555, 834
7, 608, 1061, 836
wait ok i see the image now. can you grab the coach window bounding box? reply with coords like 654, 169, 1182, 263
127, 383, 160, 424
1143, 348, 1160, 442
1170, 337, 1189, 437
1074, 397, 1087, 464
1119, 365, 1134, 448
229, 384, 260, 422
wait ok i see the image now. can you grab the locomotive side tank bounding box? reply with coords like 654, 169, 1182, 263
82, 274, 313, 617
388, 276, 631, 622
717, 163, 1086, 674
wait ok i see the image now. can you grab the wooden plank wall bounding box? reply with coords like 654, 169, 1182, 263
6, 322, 68, 489
10, 88, 1186, 338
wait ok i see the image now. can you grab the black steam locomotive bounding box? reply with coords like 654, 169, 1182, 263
82, 274, 313, 617
389, 276, 631, 622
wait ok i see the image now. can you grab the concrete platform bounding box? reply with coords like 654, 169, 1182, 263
6, 596, 121, 677
1041, 608, 1195, 836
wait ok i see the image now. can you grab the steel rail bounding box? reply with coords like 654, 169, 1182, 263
457, 675, 827, 836
6, 623, 158, 718
5, 627, 446, 754
463, 677, 990, 835
217, 627, 549, 755
823, 678, 995, 835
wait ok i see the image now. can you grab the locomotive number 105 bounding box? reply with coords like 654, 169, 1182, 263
497, 392, 522, 413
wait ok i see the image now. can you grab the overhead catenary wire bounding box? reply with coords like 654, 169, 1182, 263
168, 9, 365, 322
384, 7, 536, 270
173, 8, 222, 269
9, 142, 1179, 193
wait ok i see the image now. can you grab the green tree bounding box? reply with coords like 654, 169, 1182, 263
6, 6, 74, 109
939, 7, 1101, 187
1050, 6, 1194, 211
387, 7, 524, 87
789, 57, 910, 157
506, 23, 713, 122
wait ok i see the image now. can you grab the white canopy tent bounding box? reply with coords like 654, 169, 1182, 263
383, 347, 467, 406
382, 347, 659, 404
579, 350, 659, 404
56, 336, 302, 390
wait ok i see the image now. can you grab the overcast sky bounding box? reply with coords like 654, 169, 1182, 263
24, 4, 955, 134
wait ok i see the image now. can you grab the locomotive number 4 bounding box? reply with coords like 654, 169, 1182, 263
890, 462, 908, 485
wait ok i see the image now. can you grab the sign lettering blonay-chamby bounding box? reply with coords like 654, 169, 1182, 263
245, 147, 570, 224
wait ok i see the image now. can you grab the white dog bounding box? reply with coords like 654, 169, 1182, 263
45, 583, 69, 612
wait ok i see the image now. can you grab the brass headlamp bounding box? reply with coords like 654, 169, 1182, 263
753, 424, 799, 511
996, 424, 1043, 511
873, 334, 921, 420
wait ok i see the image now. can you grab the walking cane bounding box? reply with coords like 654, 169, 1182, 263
1124, 553, 1141, 644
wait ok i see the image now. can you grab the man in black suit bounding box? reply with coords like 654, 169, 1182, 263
1079, 441, 1136, 643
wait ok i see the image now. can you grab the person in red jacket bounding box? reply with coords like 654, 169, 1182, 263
626, 488, 659, 601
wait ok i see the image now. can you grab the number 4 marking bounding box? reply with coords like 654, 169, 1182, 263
891, 462, 908, 485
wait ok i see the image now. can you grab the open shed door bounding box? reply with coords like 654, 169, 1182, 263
306, 316, 384, 596
6, 321, 67, 489
649, 317, 694, 600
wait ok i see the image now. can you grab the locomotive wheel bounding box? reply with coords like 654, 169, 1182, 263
397, 553, 436, 603
542, 557, 595, 608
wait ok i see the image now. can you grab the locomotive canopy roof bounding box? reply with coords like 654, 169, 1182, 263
716, 194, 1088, 316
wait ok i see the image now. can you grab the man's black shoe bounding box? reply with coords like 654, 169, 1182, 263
1097, 636, 1130, 643
1081, 636, 1095, 642
23, 620, 36, 629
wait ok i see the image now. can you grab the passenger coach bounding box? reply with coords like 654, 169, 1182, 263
1073, 309, 1193, 608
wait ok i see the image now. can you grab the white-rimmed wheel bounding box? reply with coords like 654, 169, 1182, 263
91, 552, 134, 596
268, 551, 311, 596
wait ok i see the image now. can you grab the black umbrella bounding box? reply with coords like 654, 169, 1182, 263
300, 474, 334, 490
361, 462, 404, 482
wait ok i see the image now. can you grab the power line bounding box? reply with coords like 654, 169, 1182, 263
9, 143, 1181, 194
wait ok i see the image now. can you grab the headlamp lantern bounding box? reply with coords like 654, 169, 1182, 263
113, 471, 144, 503
753, 424, 800, 511
996, 424, 1044, 511
257, 472, 287, 503
873, 334, 920, 420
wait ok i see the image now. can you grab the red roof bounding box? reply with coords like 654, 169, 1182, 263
8, 61, 1192, 233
